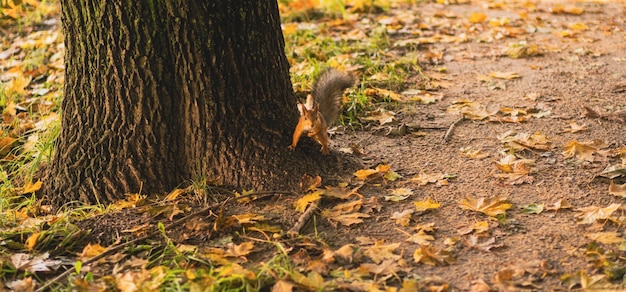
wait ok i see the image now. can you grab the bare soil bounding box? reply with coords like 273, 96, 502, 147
78, 1, 626, 290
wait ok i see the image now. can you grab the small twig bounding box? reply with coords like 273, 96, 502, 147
443, 115, 465, 143
288, 198, 321, 236
37, 191, 281, 291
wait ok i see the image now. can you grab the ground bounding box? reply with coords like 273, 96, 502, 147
2, 0, 626, 291
80, 1, 625, 290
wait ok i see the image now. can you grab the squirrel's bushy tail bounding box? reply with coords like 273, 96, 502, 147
312, 68, 355, 125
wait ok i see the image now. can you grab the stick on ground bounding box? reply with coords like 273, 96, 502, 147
443, 115, 465, 143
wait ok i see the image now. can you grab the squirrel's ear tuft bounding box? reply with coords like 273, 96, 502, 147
298, 103, 307, 116
305, 94, 315, 109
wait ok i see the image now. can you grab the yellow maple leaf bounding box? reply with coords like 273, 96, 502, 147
22, 180, 42, 194
25, 232, 40, 251
413, 245, 454, 266
459, 195, 512, 217
413, 198, 441, 211
6, 76, 32, 96
354, 164, 397, 181
468, 12, 487, 23
80, 243, 107, 260
294, 190, 323, 212
231, 213, 266, 224
215, 263, 256, 279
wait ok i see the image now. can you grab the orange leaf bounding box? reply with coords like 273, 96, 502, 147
469, 12, 487, 23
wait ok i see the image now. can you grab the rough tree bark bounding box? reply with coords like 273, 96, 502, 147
41, 1, 345, 207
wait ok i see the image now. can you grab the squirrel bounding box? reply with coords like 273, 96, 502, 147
289, 68, 355, 155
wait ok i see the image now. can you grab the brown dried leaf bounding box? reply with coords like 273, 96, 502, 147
546, 199, 574, 211
609, 180, 626, 198
364, 241, 401, 264
391, 209, 414, 226
575, 203, 621, 224
563, 139, 605, 162
406, 229, 435, 245
584, 232, 625, 245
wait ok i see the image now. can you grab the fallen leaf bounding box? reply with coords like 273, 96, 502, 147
584, 232, 625, 245
459, 147, 490, 159
459, 195, 512, 217
25, 232, 40, 251
364, 241, 401, 264
334, 244, 355, 262
520, 203, 543, 214
225, 242, 255, 258
575, 203, 621, 224
563, 139, 605, 162
564, 121, 588, 133
6, 277, 36, 292
22, 180, 42, 194
231, 213, 266, 224
80, 243, 107, 260
385, 188, 413, 201
359, 260, 400, 276
0, 136, 17, 157
409, 172, 445, 186
504, 42, 541, 58
468, 12, 487, 23
609, 180, 626, 198
457, 221, 490, 235
11, 252, 61, 273
164, 188, 187, 201
488, 71, 521, 80
272, 280, 295, 292
406, 229, 435, 245
599, 164, 626, 179
413, 245, 454, 266
413, 198, 441, 212
464, 235, 503, 252
546, 199, 574, 211
294, 190, 323, 212
361, 108, 396, 125
391, 209, 414, 226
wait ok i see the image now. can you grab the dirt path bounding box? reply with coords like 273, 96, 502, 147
323, 0, 626, 290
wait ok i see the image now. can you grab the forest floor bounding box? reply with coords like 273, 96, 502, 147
1, 0, 626, 291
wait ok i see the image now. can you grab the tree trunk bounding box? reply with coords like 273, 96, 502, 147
41, 1, 345, 207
